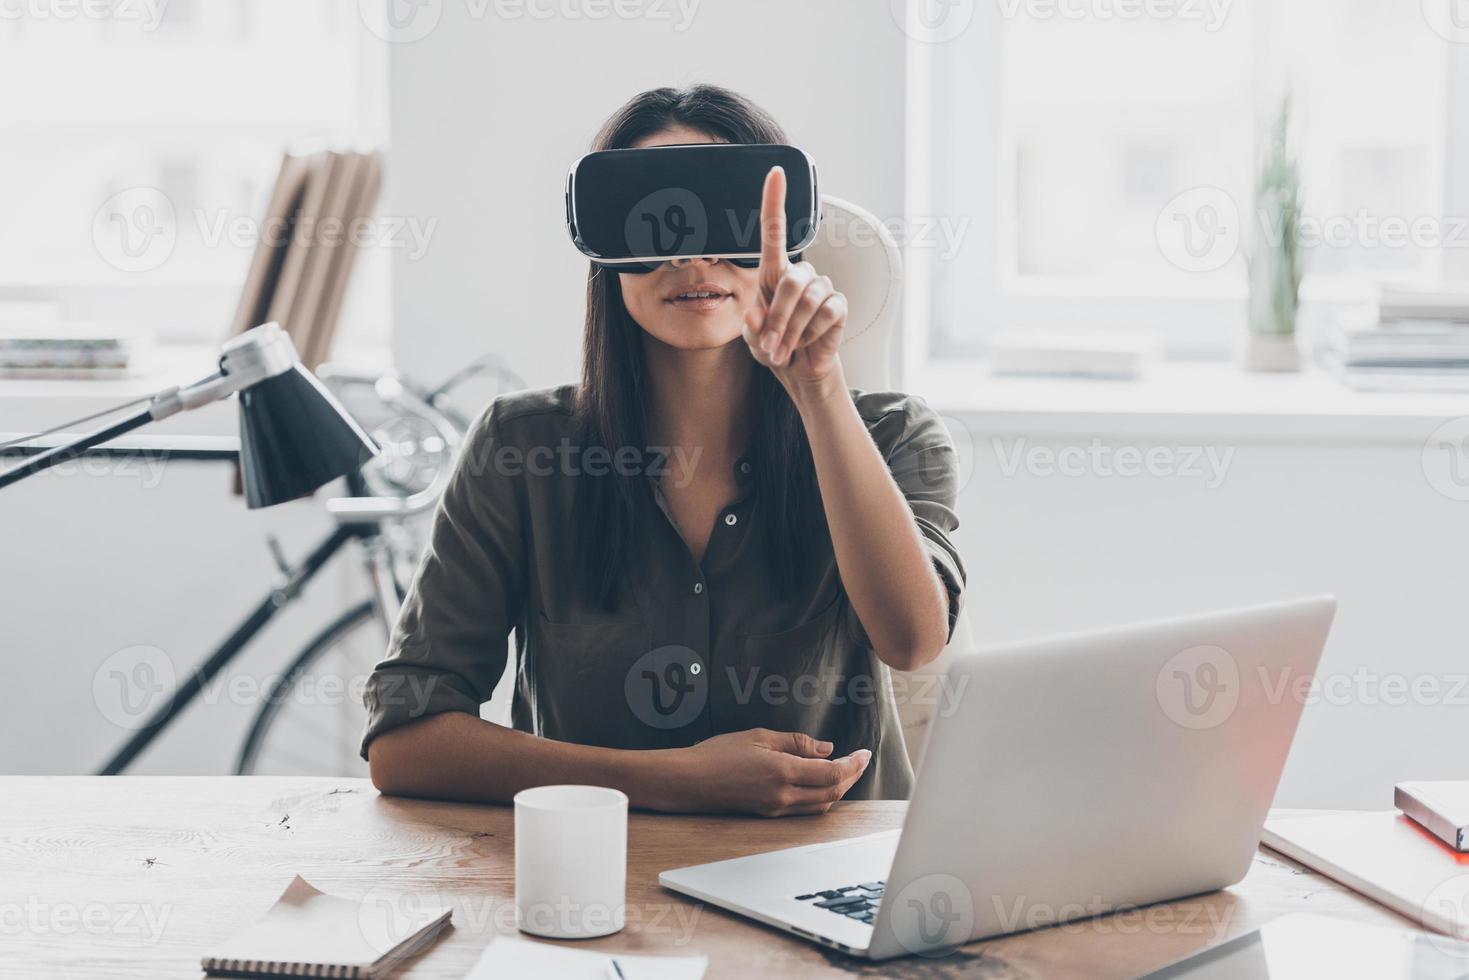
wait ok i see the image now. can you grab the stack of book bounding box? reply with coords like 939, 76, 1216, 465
230, 144, 383, 369
1324, 284, 1469, 391
0, 324, 153, 380
0, 144, 380, 383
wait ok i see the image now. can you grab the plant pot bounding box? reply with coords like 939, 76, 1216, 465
1242, 331, 1301, 372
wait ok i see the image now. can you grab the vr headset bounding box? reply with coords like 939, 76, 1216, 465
565, 143, 820, 273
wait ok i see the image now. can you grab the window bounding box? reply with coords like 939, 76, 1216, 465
0, 0, 389, 347
907, 0, 1454, 360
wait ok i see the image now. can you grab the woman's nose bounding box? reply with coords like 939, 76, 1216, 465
669, 255, 719, 268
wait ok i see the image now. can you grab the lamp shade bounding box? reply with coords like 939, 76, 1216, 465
237, 363, 379, 508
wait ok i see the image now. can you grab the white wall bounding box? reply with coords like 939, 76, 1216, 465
0, 388, 357, 775
945, 423, 1469, 810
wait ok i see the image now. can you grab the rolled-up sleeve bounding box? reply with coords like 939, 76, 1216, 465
359, 400, 526, 758
858, 394, 967, 642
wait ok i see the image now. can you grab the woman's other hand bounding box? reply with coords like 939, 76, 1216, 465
673, 728, 871, 817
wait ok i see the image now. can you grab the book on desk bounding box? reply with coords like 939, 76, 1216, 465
201, 875, 450, 980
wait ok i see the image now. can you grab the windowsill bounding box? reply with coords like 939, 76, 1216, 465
915, 360, 1468, 444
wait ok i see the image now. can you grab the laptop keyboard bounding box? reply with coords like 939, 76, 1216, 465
794, 880, 885, 925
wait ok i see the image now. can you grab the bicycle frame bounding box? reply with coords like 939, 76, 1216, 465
96, 376, 474, 774
95, 516, 395, 775
0, 435, 389, 775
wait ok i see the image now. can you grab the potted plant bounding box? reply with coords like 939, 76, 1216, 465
1245, 95, 1304, 371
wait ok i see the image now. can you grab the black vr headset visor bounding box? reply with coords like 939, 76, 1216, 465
565, 143, 820, 273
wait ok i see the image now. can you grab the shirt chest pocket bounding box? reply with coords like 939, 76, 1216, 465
528, 613, 658, 747
733, 597, 856, 734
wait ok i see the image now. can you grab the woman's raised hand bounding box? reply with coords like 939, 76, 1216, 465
742, 166, 847, 392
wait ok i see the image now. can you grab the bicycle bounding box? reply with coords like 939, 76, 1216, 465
6, 354, 522, 778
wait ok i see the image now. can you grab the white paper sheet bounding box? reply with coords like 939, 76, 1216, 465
466, 937, 707, 980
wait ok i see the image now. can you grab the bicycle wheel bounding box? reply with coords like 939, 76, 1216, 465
234, 600, 384, 776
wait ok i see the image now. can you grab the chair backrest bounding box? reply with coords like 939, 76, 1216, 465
802, 195, 902, 391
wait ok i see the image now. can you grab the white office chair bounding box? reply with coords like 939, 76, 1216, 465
804, 195, 972, 773
803, 195, 903, 389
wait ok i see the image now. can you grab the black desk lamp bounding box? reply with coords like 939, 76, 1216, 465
0, 322, 378, 502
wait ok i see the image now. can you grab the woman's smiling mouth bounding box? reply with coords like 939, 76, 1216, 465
665, 283, 733, 311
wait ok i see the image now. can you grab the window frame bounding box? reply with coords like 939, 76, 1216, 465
900, 1, 1469, 382
0, 3, 391, 351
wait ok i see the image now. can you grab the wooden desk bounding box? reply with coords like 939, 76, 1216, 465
0, 778, 1427, 978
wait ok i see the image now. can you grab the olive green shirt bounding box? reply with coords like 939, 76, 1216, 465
360, 385, 965, 799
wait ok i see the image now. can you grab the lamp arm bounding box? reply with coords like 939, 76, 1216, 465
0, 355, 267, 490
0, 408, 156, 490
148, 368, 244, 422
0, 321, 304, 490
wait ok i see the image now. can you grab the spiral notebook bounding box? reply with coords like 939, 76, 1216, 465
202, 875, 451, 979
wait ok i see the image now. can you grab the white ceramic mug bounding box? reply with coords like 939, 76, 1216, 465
513, 784, 628, 939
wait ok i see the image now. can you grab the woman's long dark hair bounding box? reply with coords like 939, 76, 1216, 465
577, 84, 822, 610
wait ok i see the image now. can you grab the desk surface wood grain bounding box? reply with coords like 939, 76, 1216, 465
0, 778, 1425, 979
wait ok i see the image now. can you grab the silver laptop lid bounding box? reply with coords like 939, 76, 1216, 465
868, 595, 1336, 960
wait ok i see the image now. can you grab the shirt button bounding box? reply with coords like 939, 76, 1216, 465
724, 513, 738, 526
693, 582, 704, 595
739, 462, 752, 475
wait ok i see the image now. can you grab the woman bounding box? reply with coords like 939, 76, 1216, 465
364, 84, 964, 817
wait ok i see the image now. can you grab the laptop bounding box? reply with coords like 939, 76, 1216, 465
659, 595, 1337, 960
